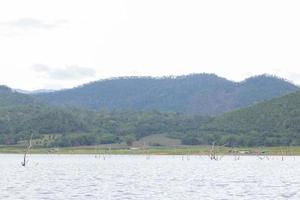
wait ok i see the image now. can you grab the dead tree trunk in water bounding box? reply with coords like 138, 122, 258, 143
142, 142, 150, 160
280, 147, 284, 161
210, 142, 217, 160
21, 134, 33, 167
209, 142, 228, 161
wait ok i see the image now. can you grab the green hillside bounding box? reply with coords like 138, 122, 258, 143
202, 92, 300, 146
35, 74, 299, 115
0, 86, 211, 146
0, 86, 91, 144
2, 85, 300, 147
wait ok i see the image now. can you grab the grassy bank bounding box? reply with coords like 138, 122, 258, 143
1, 145, 300, 155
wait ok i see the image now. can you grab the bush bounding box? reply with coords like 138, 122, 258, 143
149, 142, 162, 146
181, 136, 201, 145
125, 135, 135, 146
99, 134, 119, 144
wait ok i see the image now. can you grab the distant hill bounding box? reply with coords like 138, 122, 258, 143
2, 84, 300, 147
0, 86, 39, 106
15, 88, 56, 94
35, 74, 299, 115
0, 86, 89, 144
0, 85, 209, 146
202, 92, 300, 146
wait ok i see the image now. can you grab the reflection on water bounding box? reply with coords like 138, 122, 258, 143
0, 155, 299, 200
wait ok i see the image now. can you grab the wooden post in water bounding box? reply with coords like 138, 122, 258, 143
280, 147, 284, 161
94, 145, 98, 158
187, 150, 191, 161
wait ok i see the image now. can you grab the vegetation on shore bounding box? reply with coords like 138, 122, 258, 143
1, 145, 300, 156
1, 79, 300, 148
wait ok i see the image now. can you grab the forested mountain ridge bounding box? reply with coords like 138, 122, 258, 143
1, 84, 300, 147
0, 86, 210, 146
0, 85, 39, 107
34, 74, 299, 115
202, 92, 300, 146
0, 87, 90, 144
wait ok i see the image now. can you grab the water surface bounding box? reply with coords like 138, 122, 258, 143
0, 154, 299, 200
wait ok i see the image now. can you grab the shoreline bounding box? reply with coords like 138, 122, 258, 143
1, 145, 300, 155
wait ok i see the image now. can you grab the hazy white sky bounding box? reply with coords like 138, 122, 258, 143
0, 0, 300, 90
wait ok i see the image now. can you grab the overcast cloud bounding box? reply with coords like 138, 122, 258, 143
0, 18, 66, 29
0, 18, 68, 37
0, 0, 300, 90
32, 64, 96, 80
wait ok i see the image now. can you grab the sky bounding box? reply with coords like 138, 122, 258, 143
0, 0, 300, 90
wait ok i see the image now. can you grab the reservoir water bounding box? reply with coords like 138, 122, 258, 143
0, 154, 299, 200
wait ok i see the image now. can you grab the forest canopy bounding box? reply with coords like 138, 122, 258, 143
1, 83, 300, 147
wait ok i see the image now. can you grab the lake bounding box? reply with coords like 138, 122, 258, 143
0, 154, 299, 200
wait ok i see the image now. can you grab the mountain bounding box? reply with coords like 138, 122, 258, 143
2, 84, 300, 147
0, 85, 210, 146
15, 88, 56, 94
35, 74, 299, 115
202, 91, 300, 146
0, 86, 89, 144
0, 86, 40, 106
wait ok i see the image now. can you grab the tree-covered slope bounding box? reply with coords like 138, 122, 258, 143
0, 86, 91, 144
35, 74, 299, 115
0, 86, 39, 107
203, 92, 300, 146
236, 75, 299, 107
2, 84, 300, 147
0, 85, 211, 146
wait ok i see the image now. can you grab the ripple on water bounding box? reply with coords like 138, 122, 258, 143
1, 155, 300, 200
